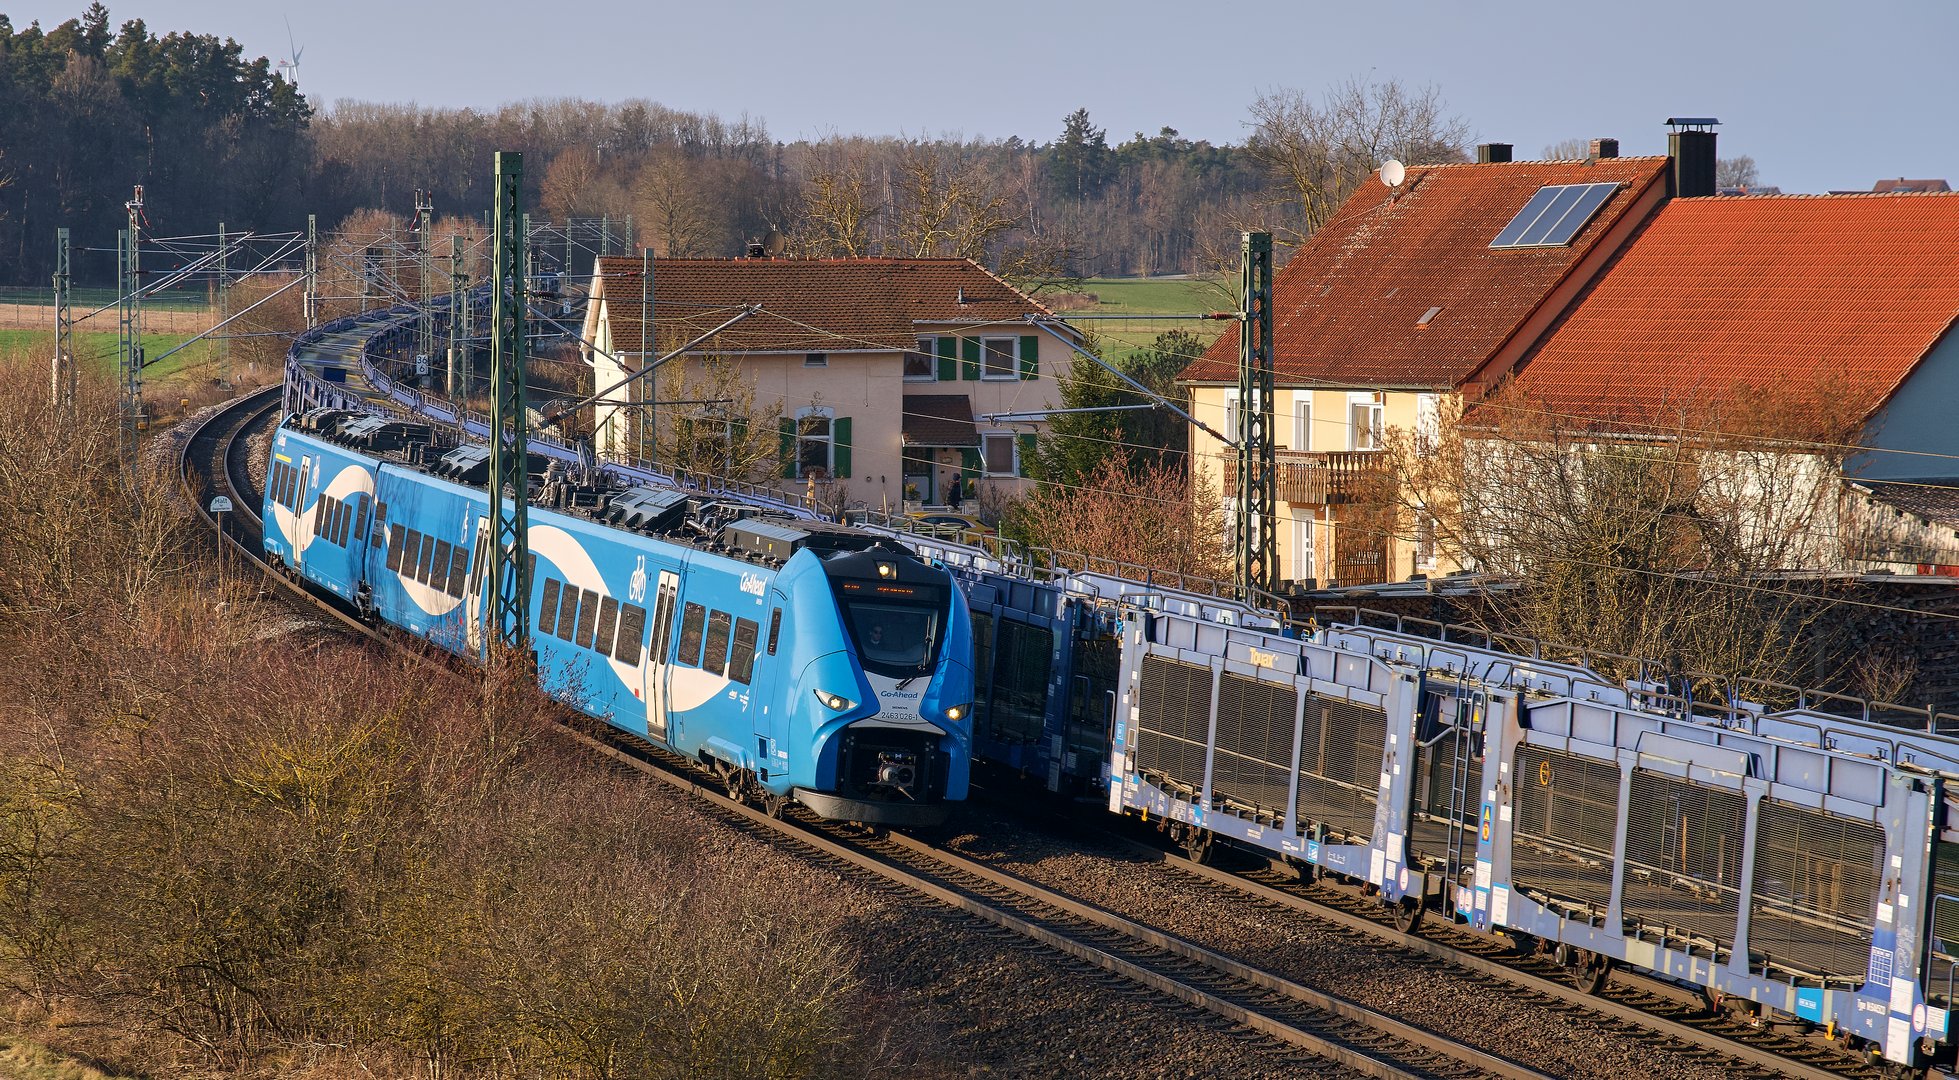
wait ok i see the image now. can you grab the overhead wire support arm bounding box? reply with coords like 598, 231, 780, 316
1027, 315, 1237, 449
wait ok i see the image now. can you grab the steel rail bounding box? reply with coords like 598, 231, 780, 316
1108, 836, 1875, 1080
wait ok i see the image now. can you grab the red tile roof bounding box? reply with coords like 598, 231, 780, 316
591, 256, 1051, 357
1182, 157, 1671, 387
1498, 193, 1959, 425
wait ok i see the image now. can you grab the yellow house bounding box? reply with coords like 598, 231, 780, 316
1181, 148, 1674, 587
582, 256, 1082, 511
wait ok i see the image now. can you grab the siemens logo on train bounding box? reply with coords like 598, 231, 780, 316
262, 409, 975, 826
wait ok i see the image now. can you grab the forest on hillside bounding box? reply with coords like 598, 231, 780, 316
0, 5, 1484, 287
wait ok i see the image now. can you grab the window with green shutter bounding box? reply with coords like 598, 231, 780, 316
961, 337, 981, 380
937, 335, 958, 381
833, 417, 852, 478
1019, 334, 1040, 380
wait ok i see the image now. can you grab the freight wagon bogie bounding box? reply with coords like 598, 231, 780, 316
1109, 606, 1959, 1072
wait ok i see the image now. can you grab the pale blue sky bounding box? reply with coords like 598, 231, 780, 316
11, 0, 1956, 193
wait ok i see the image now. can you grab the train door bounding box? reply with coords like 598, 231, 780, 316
464, 516, 490, 655
293, 455, 314, 571
644, 570, 680, 742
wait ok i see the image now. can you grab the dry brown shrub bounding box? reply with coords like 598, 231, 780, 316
0, 353, 913, 1078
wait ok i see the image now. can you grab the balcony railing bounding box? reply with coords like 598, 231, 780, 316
1221, 450, 1391, 506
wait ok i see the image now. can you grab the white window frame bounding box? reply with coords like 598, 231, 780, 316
804, 352, 828, 368
1415, 392, 1440, 458
795, 406, 834, 479
1223, 389, 1241, 441
1292, 394, 1311, 452
1348, 392, 1384, 452
980, 336, 1018, 380
981, 431, 1019, 477
906, 336, 938, 381
1291, 514, 1315, 583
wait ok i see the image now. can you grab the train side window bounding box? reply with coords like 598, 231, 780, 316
703, 610, 732, 677
372, 501, 388, 546
432, 541, 454, 587
678, 602, 705, 667
595, 597, 619, 656
340, 501, 356, 546
729, 618, 759, 685
556, 585, 581, 640
387, 524, 407, 572
403, 530, 421, 576
272, 463, 288, 507
539, 579, 561, 631
330, 501, 347, 546
575, 589, 600, 649
446, 547, 468, 597
416, 534, 438, 585
312, 496, 330, 537
615, 604, 646, 665
767, 608, 782, 655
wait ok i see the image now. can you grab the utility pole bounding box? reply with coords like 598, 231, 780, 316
600, 213, 612, 257
487, 151, 531, 656
216, 222, 231, 388
416, 189, 434, 388
51, 228, 72, 408
640, 246, 653, 463
448, 233, 466, 400
1234, 230, 1276, 601
304, 214, 319, 329
119, 186, 145, 483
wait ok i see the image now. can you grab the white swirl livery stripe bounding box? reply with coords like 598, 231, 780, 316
280, 462, 373, 564
528, 524, 640, 689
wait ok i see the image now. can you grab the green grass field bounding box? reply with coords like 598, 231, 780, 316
0, 329, 219, 381
1066, 276, 1234, 358
0, 285, 210, 312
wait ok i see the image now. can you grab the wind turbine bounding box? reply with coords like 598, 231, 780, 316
276, 16, 304, 87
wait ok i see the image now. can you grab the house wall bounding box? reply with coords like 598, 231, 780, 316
1852, 333, 1959, 481
583, 308, 1073, 510
1187, 383, 1438, 587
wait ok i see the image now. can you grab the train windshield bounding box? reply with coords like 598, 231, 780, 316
845, 600, 941, 670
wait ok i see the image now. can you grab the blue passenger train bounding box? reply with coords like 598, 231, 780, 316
264, 409, 974, 826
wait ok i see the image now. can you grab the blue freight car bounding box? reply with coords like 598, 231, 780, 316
1109, 604, 1959, 1073
263, 413, 974, 826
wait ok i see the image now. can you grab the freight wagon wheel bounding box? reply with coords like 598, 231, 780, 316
1391, 894, 1425, 934
1182, 827, 1215, 866
1569, 950, 1614, 995
761, 792, 788, 819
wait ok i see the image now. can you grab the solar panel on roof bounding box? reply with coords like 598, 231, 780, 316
1490, 182, 1621, 249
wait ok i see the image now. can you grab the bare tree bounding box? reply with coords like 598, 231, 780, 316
1717, 155, 1761, 190
634, 149, 720, 257
1392, 383, 1862, 690
888, 142, 1019, 261
1541, 137, 1591, 161
653, 355, 784, 484
1245, 77, 1471, 240
790, 144, 878, 258
540, 145, 602, 220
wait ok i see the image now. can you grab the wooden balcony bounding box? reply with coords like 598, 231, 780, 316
1221, 450, 1391, 506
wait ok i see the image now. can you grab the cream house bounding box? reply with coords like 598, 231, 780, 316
582, 256, 1081, 510
1182, 148, 1674, 587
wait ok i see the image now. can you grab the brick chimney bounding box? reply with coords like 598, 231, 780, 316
1589, 138, 1619, 159
1665, 118, 1719, 198
1476, 143, 1513, 164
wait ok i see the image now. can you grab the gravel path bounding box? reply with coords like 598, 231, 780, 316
939, 804, 1740, 1080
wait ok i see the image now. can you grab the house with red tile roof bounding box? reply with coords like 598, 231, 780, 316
581, 256, 1081, 510
1181, 147, 1675, 585
1492, 191, 1959, 572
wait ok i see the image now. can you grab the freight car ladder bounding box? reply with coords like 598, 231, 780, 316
1443, 692, 1481, 881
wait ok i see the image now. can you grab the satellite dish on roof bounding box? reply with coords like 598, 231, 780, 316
762, 229, 787, 257
1380, 159, 1406, 188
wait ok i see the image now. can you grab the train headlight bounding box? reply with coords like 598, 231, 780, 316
944, 703, 970, 722
813, 689, 857, 712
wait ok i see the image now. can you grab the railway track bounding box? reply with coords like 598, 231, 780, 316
175, 393, 1548, 1080
1101, 831, 1886, 1080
